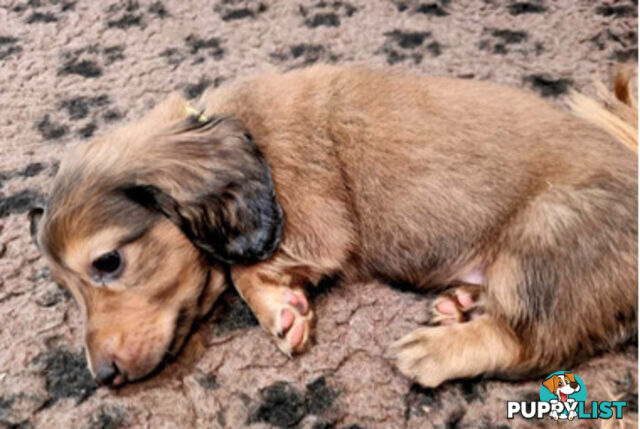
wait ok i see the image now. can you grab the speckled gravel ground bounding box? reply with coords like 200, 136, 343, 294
0, 0, 637, 427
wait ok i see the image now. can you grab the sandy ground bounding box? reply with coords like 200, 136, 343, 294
0, 0, 637, 427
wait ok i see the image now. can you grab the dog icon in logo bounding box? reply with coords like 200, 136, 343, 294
541, 372, 582, 420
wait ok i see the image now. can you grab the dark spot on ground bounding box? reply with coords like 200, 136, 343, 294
59, 59, 103, 78
0, 45, 22, 61
341, 425, 366, 429
36, 115, 69, 140
485, 28, 527, 54
416, 2, 448, 16
305, 12, 340, 27
445, 407, 466, 427
0, 396, 16, 420
184, 78, 211, 99
211, 288, 258, 336
103, 109, 123, 122
595, 4, 635, 18
26, 12, 58, 23
404, 383, 440, 419
61, 1, 76, 12
0, 162, 48, 188
60, 95, 110, 120
148, 1, 168, 18
493, 44, 506, 54
197, 372, 220, 390
35, 348, 97, 406
0, 36, 19, 45
160, 47, 184, 66
215, 1, 267, 21
290, 44, 325, 64
223, 8, 253, 20
36, 284, 71, 307
0, 37, 22, 60
251, 381, 306, 428
508, 1, 546, 15
105, 0, 139, 14
271, 43, 340, 67
491, 29, 527, 44
386, 30, 430, 49
300, 2, 356, 26
305, 376, 339, 415
614, 48, 637, 62
108, 13, 142, 28
527, 74, 572, 97
87, 406, 127, 429
185, 35, 224, 59
378, 31, 431, 65
427, 41, 441, 56
103, 45, 125, 65
78, 122, 97, 139
21, 162, 46, 177
393, 1, 408, 11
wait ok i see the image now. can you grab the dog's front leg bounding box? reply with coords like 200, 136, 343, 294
230, 262, 313, 355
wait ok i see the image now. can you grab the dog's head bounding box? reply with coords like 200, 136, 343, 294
29, 94, 283, 386
542, 373, 580, 401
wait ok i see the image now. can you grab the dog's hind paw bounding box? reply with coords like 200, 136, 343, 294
387, 315, 520, 388
431, 284, 484, 325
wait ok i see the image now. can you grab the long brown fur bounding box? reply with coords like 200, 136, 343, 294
31, 65, 637, 387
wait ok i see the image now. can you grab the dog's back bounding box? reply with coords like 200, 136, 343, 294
204, 66, 636, 284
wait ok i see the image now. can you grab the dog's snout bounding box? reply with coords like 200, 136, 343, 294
94, 361, 124, 387
570, 381, 579, 390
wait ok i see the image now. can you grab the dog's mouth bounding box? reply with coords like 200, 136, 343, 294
560, 392, 568, 402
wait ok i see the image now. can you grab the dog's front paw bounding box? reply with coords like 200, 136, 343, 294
249, 286, 314, 356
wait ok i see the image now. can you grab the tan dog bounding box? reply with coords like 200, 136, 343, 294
30, 66, 637, 388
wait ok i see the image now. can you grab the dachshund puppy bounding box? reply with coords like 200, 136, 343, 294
30, 65, 637, 388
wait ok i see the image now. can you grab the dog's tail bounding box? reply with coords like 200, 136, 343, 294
566, 65, 637, 153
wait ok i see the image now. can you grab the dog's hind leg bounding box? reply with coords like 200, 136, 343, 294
390, 175, 637, 387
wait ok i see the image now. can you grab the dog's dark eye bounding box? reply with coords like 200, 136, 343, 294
558, 380, 563, 386
92, 251, 123, 278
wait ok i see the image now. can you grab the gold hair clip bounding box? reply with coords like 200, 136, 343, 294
185, 106, 210, 123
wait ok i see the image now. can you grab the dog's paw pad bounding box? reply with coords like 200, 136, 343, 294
279, 308, 295, 334
251, 286, 313, 355
431, 285, 483, 325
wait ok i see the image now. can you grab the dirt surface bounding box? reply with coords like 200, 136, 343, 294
0, 0, 637, 428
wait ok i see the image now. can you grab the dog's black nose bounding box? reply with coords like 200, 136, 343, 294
95, 362, 120, 386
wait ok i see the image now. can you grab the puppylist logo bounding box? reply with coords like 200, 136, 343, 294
507, 371, 627, 421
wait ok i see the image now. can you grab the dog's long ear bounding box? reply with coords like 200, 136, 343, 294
121, 114, 283, 265
542, 375, 558, 394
